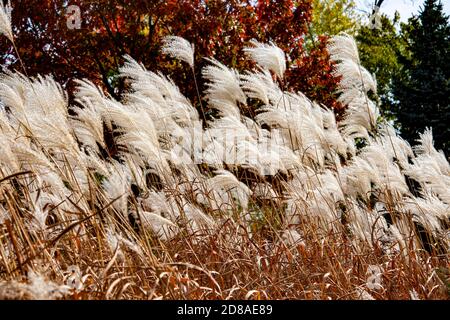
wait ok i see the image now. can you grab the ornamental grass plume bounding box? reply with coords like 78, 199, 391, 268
244, 40, 286, 79
0, 0, 13, 42
161, 35, 195, 69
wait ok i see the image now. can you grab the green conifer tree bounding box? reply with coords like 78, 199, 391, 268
392, 0, 450, 155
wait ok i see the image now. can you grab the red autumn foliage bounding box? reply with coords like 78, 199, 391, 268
0, 0, 342, 111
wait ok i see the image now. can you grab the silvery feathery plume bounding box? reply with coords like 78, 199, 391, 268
161, 36, 195, 68
327, 33, 360, 64
0, 0, 13, 42
243, 40, 286, 79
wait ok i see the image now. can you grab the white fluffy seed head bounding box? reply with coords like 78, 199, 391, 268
244, 40, 286, 79
0, 0, 12, 42
203, 58, 247, 106
327, 33, 360, 64
161, 36, 195, 68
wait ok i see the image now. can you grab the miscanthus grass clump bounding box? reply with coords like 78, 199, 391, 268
0, 5, 448, 300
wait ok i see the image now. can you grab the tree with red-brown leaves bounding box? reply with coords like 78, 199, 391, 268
1, 0, 342, 112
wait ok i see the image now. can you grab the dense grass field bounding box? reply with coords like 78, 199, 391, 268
0, 29, 448, 299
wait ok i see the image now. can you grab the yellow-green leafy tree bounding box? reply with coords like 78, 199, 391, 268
310, 0, 360, 36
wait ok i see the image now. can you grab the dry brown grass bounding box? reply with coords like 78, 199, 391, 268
0, 174, 448, 300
